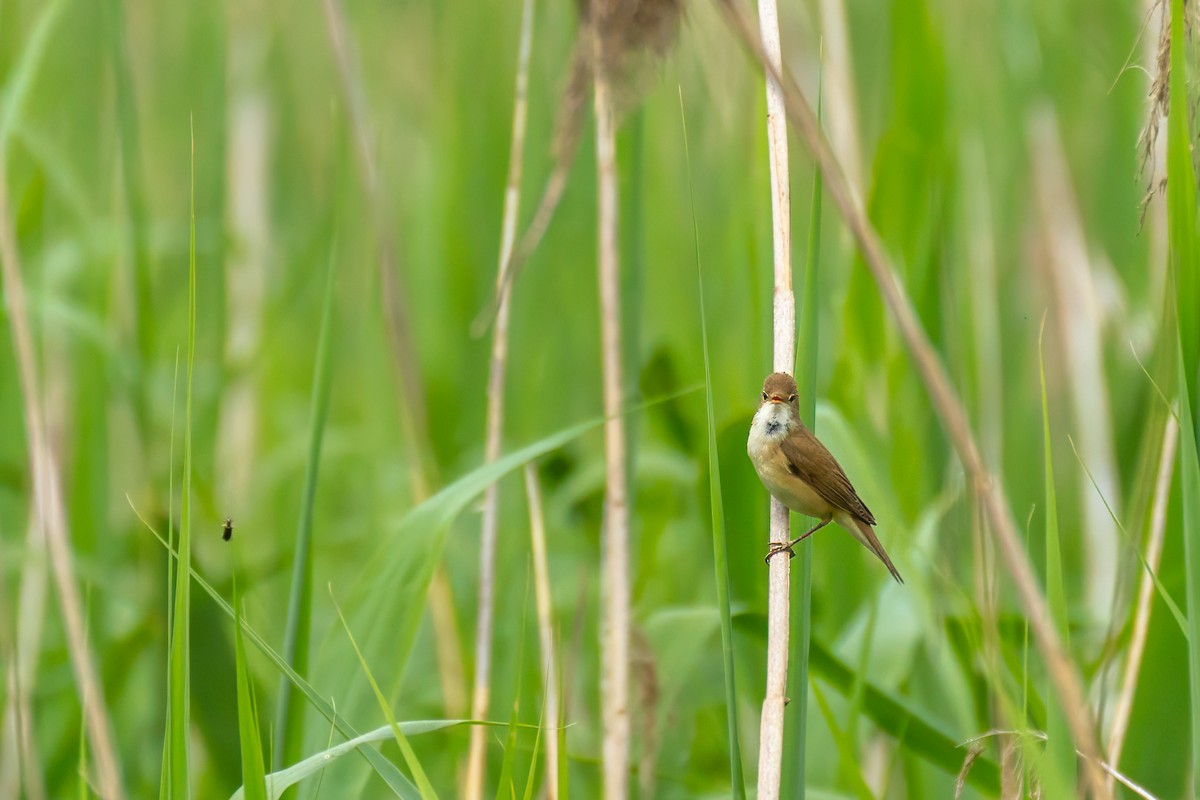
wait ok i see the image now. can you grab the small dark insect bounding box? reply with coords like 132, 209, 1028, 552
222, 517, 233, 542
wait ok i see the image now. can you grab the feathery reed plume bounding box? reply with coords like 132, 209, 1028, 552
714, 1, 1109, 794
463, 0, 537, 796
473, 0, 683, 336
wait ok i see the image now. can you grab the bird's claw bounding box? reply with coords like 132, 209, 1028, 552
764, 541, 795, 563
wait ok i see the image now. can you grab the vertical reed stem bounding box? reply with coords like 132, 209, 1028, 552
592, 2, 630, 794
464, 0, 537, 795
754, 0, 794, 796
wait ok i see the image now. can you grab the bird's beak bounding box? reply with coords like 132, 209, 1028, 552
768, 395, 785, 404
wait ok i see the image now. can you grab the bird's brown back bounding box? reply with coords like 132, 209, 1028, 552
780, 425, 876, 525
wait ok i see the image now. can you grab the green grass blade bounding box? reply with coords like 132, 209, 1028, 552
493, 673, 521, 797
1168, 0, 1200, 418
233, 564, 268, 800
1178, 348, 1200, 799
785, 65, 823, 798
330, 590, 437, 798
1037, 320, 1074, 798
164, 119, 199, 800
494, 572, 530, 800
811, 682, 874, 800
679, 87, 746, 798
274, 243, 338, 770
103, 0, 154, 428
1168, 0, 1200, 791
520, 692, 545, 800
160, 347, 180, 800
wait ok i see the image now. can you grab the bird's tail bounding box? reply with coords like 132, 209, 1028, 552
838, 511, 904, 584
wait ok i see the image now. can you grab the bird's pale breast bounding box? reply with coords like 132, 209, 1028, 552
748, 404, 834, 518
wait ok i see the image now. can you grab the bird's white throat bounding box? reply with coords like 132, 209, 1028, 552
747, 402, 793, 459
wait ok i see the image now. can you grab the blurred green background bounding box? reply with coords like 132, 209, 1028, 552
0, 0, 1190, 797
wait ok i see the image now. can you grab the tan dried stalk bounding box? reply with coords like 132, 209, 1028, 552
592, 2, 631, 795
319, 0, 467, 715
525, 464, 562, 797
0, 160, 125, 800
464, 0, 537, 795
1107, 414, 1177, 781
714, 1, 1109, 795
753, 0, 794, 796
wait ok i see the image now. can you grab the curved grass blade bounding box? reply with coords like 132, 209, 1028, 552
1038, 320, 1075, 798
330, 589, 437, 798
233, 565, 268, 800
230, 722, 471, 800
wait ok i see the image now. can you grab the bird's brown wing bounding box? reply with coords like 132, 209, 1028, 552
780, 427, 876, 525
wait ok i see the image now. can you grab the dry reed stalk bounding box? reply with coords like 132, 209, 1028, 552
753, 0, 794, 795
1106, 414, 1177, 780
0, 161, 125, 800
591, 2, 631, 794
319, 0, 467, 716
714, 2, 1109, 795
464, 0, 537, 795
524, 464, 561, 797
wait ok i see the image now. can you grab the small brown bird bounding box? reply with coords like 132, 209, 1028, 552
747, 372, 903, 583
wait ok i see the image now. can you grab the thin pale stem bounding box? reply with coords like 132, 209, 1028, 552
1107, 414, 1177, 779
464, 0, 537, 795
754, 0, 794, 796
525, 464, 562, 797
592, 5, 630, 795
716, 2, 1109, 794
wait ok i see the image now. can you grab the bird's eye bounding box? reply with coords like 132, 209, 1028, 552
788, 394, 796, 402
761, 391, 768, 401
